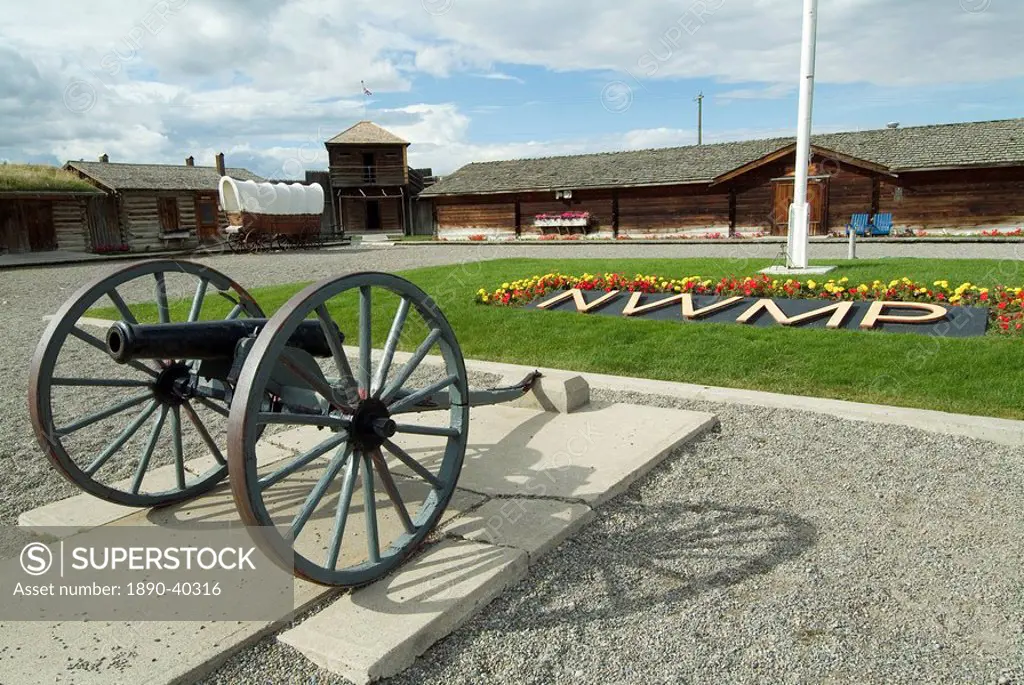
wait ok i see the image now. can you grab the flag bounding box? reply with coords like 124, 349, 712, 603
361, 80, 373, 96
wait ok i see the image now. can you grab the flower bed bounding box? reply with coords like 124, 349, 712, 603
533, 211, 590, 230
475, 272, 1024, 335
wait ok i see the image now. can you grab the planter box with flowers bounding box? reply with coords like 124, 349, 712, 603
533, 211, 591, 232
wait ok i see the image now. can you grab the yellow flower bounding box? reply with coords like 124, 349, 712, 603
807, 280, 817, 289
501, 282, 510, 289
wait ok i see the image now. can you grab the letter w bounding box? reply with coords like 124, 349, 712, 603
536, 289, 620, 313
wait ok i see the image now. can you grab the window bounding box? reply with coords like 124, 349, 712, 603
198, 198, 217, 224
158, 197, 180, 233
362, 152, 377, 184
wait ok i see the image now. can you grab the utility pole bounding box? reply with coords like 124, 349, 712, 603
694, 92, 704, 145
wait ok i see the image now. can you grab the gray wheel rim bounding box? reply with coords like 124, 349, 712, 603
28, 259, 264, 507
227, 272, 469, 587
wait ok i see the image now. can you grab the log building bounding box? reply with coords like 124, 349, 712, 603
65, 154, 264, 252
324, 122, 434, 234
419, 117, 1024, 239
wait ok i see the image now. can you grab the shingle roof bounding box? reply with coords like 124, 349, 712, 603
326, 121, 409, 145
65, 161, 265, 191
420, 118, 1024, 197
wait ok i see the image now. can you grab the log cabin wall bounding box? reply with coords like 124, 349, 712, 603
434, 196, 516, 238
617, 184, 731, 236
381, 197, 403, 232
825, 169, 875, 231
429, 161, 1024, 239
879, 166, 1024, 232
342, 198, 367, 231
119, 191, 200, 252
0, 198, 56, 253
52, 198, 89, 252
730, 159, 792, 232
328, 144, 408, 187
517, 189, 614, 236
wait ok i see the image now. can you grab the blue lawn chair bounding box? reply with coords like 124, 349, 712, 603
846, 213, 870, 237
869, 212, 893, 236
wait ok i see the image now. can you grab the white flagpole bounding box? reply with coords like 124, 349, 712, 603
787, 0, 819, 269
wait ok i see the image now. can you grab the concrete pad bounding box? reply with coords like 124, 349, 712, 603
506, 372, 590, 414
386, 402, 718, 507
443, 498, 595, 563
278, 538, 528, 685
5, 450, 486, 684
18, 441, 297, 537
759, 265, 837, 275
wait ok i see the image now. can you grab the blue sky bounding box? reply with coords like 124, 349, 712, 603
1, 0, 1022, 177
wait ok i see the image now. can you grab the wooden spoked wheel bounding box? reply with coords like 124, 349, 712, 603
227, 272, 469, 587
28, 259, 264, 507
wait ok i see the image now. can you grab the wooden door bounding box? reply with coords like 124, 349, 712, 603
23, 201, 56, 251
194, 193, 219, 241
771, 182, 795, 235
86, 196, 122, 249
806, 180, 830, 235
771, 180, 829, 236
157, 197, 180, 234
366, 200, 382, 230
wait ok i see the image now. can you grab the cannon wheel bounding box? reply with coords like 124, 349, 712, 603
29, 259, 264, 507
228, 272, 469, 587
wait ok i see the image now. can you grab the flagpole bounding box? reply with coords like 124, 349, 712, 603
787, 0, 818, 269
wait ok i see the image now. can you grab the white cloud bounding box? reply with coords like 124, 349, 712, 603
0, 0, 1021, 177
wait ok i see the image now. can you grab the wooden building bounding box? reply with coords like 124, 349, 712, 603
65, 154, 264, 252
0, 189, 108, 254
324, 122, 434, 234
419, 118, 1024, 238
0, 164, 113, 254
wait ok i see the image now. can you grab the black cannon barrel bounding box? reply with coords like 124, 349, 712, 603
105, 319, 340, 363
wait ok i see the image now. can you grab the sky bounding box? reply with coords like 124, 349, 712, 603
1, 0, 1022, 179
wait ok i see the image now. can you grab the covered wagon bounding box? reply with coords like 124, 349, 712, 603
218, 176, 326, 251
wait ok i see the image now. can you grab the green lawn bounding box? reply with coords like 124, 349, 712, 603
92, 257, 1024, 420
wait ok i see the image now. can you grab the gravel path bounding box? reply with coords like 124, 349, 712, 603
1, 245, 1023, 683
197, 391, 1024, 685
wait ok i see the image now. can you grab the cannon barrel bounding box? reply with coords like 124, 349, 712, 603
105, 319, 339, 363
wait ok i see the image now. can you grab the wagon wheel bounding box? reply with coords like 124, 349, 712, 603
228, 272, 469, 586
242, 231, 264, 254
29, 259, 265, 507
276, 233, 297, 252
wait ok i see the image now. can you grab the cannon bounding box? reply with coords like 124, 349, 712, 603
29, 260, 539, 587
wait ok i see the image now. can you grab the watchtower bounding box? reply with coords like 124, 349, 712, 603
325, 121, 410, 234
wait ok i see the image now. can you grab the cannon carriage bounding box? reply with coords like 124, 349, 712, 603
218, 177, 328, 253
29, 260, 539, 587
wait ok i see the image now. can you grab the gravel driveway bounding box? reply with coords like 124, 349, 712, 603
201, 392, 1024, 685
2, 244, 1023, 684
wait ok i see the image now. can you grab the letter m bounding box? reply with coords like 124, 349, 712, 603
736, 299, 854, 329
